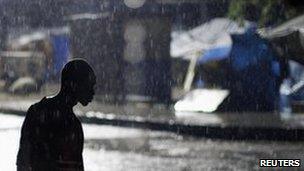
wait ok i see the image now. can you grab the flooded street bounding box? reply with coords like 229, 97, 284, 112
1, 113, 304, 171
1, 1, 304, 170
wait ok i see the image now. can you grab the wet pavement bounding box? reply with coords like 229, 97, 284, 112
1, 113, 304, 171
2, 95, 304, 141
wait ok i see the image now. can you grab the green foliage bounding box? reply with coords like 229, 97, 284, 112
227, 0, 301, 27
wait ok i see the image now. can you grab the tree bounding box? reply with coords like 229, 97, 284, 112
227, 0, 304, 27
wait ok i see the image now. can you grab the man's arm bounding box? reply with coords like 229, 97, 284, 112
17, 105, 36, 170
17, 104, 52, 169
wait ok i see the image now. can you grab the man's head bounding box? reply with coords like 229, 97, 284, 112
61, 59, 96, 106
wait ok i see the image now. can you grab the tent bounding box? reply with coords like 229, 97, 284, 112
173, 18, 282, 112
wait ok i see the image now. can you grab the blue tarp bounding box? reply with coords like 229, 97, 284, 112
197, 31, 282, 112
197, 46, 231, 64
226, 32, 281, 111
51, 35, 70, 76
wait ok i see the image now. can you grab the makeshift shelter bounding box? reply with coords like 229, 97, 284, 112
216, 32, 281, 112
172, 18, 282, 112
171, 18, 254, 59
7, 27, 70, 81
171, 18, 254, 91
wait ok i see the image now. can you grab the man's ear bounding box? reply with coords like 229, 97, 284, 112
70, 81, 78, 92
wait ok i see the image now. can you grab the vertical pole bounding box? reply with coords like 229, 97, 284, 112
183, 51, 201, 92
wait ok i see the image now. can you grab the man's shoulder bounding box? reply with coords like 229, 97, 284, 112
29, 97, 51, 111
27, 96, 58, 116
26, 96, 60, 123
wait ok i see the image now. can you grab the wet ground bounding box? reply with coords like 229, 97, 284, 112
1, 113, 304, 171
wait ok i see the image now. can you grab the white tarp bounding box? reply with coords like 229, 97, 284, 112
174, 89, 229, 113
170, 18, 254, 59
7, 27, 70, 48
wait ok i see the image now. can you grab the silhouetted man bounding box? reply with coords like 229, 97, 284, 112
17, 59, 96, 171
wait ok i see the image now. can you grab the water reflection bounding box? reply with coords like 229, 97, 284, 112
1, 114, 304, 171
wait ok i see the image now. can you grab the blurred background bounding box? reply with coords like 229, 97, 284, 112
2, 0, 304, 170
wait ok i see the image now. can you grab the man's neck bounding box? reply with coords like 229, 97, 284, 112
54, 90, 77, 110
